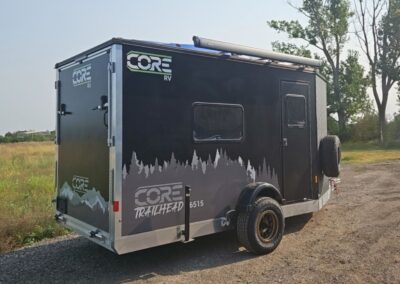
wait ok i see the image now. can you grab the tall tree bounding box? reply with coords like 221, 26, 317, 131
325, 52, 371, 138
338, 51, 372, 126
353, 0, 400, 144
268, 0, 352, 139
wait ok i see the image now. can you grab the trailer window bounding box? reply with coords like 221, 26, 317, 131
192, 103, 244, 142
286, 95, 306, 128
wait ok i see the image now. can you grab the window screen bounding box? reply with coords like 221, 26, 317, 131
193, 103, 244, 142
286, 95, 306, 128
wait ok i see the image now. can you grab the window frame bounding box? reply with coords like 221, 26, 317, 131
285, 94, 307, 129
192, 102, 245, 143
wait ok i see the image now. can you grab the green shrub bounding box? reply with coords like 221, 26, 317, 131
349, 113, 379, 142
385, 114, 400, 145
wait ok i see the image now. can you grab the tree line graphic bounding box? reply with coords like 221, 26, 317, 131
123, 149, 279, 188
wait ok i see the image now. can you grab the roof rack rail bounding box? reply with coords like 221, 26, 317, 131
192, 36, 322, 68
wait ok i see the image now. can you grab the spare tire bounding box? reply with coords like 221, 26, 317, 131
320, 135, 341, 177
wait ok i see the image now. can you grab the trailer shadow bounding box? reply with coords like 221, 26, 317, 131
284, 213, 313, 235
1, 214, 312, 283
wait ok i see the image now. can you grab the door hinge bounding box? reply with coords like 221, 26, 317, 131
107, 136, 115, 147
55, 80, 61, 90
108, 62, 115, 73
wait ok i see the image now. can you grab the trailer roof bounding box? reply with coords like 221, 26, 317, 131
55, 38, 215, 68
55, 38, 318, 72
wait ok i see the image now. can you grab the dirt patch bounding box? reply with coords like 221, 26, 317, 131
1, 161, 400, 283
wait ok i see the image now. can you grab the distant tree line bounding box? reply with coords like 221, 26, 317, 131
0, 131, 55, 143
329, 112, 400, 144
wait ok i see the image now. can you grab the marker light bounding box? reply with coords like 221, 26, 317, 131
113, 201, 119, 212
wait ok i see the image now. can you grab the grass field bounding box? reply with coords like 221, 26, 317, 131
341, 142, 400, 164
0, 141, 399, 253
0, 142, 68, 253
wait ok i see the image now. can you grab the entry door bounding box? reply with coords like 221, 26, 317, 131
57, 52, 110, 231
281, 81, 311, 202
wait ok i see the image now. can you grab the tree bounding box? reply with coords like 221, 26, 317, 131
351, 112, 379, 141
353, 0, 400, 144
331, 51, 371, 139
271, 41, 312, 58
268, 0, 353, 140
338, 51, 372, 125
397, 82, 400, 107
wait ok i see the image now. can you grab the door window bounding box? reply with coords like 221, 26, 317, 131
285, 94, 306, 128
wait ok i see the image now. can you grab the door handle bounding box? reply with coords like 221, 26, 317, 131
283, 138, 288, 147
92, 103, 108, 111
58, 104, 72, 116
92, 95, 108, 111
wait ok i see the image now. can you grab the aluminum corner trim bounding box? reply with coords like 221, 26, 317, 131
109, 44, 123, 247
282, 185, 332, 218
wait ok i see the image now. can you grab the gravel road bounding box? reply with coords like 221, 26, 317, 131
1, 161, 400, 284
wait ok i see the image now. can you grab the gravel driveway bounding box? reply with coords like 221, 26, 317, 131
1, 161, 400, 283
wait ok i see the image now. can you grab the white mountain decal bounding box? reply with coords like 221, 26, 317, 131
124, 149, 279, 187
60, 182, 108, 214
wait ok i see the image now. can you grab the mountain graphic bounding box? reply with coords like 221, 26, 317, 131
60, 182, 108, 214
124, 149, 279, 187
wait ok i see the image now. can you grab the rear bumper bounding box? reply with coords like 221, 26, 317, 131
55, 212, 113, 252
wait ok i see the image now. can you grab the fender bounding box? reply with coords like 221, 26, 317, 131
236, 182, 283, 212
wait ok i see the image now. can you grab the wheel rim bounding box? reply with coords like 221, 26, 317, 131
256, 210, 279, 243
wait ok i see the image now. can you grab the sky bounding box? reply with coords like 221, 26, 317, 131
0, 0, 398, 135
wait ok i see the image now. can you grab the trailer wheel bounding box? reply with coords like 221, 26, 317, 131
237, 197, 284, 254
320, 135, 341, 177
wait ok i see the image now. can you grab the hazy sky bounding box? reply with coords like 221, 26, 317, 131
0, 0, 398, 135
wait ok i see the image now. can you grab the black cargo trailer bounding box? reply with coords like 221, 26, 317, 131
54, 37, 340, 255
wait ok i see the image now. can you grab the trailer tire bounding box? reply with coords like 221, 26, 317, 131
236, 197, 284, 255
320, 135, 341, 177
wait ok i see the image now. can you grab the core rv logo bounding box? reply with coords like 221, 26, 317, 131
72, 64, 92, 88
72, 175, 89, 195
126, 51, 172, 82
134, 182, 183, 219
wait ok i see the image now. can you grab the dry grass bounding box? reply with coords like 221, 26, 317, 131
341, 141, 400, 164
341, 149, 400, 164
0, 142, 68, 253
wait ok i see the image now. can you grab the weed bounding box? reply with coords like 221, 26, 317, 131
341, 148, 400, 164
0, 142, 69, 253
